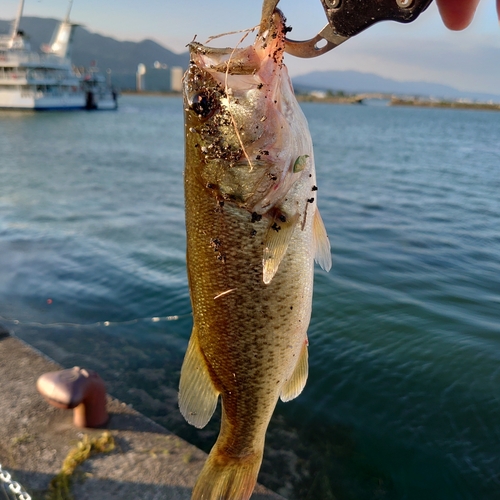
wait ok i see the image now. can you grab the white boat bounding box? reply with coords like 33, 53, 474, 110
0, 0, 117, 111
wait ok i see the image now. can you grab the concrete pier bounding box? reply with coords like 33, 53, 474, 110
0, 326, 284, 500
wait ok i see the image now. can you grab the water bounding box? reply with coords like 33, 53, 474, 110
1, 95, 499, 499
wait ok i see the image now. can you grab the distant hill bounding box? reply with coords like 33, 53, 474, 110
0, 17, 190, 88
292, 70, 500, 103
3, 17, 499, 101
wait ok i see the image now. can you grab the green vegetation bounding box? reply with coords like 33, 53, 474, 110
46, 432, 115, 500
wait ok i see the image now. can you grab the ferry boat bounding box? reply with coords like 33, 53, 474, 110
0, 0, 117, 111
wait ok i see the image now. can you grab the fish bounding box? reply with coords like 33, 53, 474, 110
179, 9, 332, 500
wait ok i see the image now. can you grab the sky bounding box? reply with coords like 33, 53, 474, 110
3, 0, 500, 94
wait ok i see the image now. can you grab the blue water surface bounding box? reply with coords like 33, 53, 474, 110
1, 95, 499, 499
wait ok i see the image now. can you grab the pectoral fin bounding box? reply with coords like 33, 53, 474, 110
262, 212, 300, 285
313, 208, 332, 272
179, 327, 219, 428
280, 341, 308, 402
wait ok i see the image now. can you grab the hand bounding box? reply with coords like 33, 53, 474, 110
436, 0, 500, 30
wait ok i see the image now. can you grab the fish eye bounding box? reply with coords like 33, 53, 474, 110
189, 91, 217, 119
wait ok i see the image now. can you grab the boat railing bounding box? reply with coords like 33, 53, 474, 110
0, 67, 27, 83
0, 50, 71, 68
0, 59, 81, 84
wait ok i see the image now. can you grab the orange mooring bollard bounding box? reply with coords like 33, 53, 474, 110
36, 366, 109, 428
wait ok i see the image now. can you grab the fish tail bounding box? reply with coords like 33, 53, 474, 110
191, 445, 263, 500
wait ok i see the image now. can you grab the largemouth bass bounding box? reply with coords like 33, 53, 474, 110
180, 9, 331, 500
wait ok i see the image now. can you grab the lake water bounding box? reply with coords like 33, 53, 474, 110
1, 95, 499, 499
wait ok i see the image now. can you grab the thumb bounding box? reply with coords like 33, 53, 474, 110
435, 0, 481, 30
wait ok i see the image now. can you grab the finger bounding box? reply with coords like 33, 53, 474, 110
497, 0, 500, 22
435, 0, 481, 30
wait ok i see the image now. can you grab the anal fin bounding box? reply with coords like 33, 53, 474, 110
280, 340, 308, 402
179, 327, 219, 428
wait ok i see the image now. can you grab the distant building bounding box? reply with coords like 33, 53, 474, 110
170, 67, 183, 92
132, 64, 184, 93
154, 61, 168, 70
136, 63, 146, 91
145, 67, 171, 92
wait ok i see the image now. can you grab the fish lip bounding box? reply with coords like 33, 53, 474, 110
188, 44, 262, 77
187, 10, 287, 76
188, 42, 235, 57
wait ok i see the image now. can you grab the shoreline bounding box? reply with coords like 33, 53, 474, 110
120, 90, 500, 112
296, 94, 500, 111
389, 97, 500, 112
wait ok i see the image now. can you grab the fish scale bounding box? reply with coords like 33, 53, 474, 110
180, 10, 331, 499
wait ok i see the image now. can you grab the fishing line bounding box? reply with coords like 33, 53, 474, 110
0, 283, 363, 331
0, 312, 192, 330
204, 25, 258, 45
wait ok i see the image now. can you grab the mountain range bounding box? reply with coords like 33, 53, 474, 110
1, 17, 498, 101
292, 70, 500, 103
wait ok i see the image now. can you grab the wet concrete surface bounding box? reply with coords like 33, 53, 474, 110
0, 326, 284, 500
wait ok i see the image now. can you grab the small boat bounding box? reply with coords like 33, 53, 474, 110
0, 0, 117, 111
80, 65, 118, 111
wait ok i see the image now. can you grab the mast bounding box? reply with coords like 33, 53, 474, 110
47, 0, 78, 59
10, 0, 25, 39
64, 0, 74, 22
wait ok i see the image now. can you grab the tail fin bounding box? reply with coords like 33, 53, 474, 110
192, 446, 263, 500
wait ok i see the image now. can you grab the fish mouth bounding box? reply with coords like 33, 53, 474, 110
188, 42, 262, 76
184, 10, 305, 216
188, 10, 287, 80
